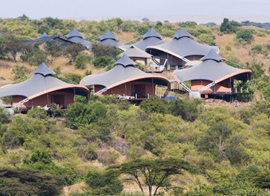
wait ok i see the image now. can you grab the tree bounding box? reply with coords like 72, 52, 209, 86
108, 158, 197, 196
75, 53, 91, 69
64, 43, 84, 64
200, 122, 233, 162
4, 35, 24, 62
0, 36, 7, 59
91, 43, 121, 59
44, 41, 62, 63
220, 18, 241, 33
29, 50, 48, 66
236, 29, 254, 44
20, 44, 35, 62
93, 55, 114, 67
12, 65, 30, 81
0, 167, 63, 195
140, 97, 168, 115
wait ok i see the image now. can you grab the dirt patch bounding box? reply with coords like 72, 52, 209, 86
112, 139, 130, 155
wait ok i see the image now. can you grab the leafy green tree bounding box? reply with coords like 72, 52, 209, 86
75, 53, 91, 69
29, 50, 48, 66
27, 107, 48, 119
84, 169, 123, 195
44, 41, 62, 63
108, 158, 197, 196
236, 29, 254, 44
64, 43, 84, 64
4, 35, 24, 62
0, 36, 7, 59
140, 97, 167, 115
168, 98, 202, 121
0, 167, 63, 196
20, 43, 35, 62
91, 43, 122, 59
220, 18, 241, 33
93, 55, 114, 67
235, 165, 260, 182
63, 72, 82, 84
12, 65, 30, 81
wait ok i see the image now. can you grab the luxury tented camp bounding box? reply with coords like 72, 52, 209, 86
146, 28, 219, 70
0, 63, 89, 110
65, 28, 91, 49
97, 30, 122, 47
118, 45, 152, 65
173, 50, 252, 99
120, 28, 165, 51
80, 54, 170, 99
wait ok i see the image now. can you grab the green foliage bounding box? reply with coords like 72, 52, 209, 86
93, 55, 114, 67
235, 165, 261, 182
236, 29, 254, 44
27, 107, 48, 119
140, 97, 168, 115
75, 53, 92, 69
220, 18, 241, 33
20, 43, 35, 62
12, 65, 30, 81
44, 41, 62, 62
0, 167, 63, 196
64, 43, 84, 64
84, 169, 123, 195
4, 35, 24, 62
29, 49, 48, 66
168, 98, 202, 121
108, 158, 197, 196
63, 72, 82, 84
0, 107, 10, 124
91, 43, 122, 59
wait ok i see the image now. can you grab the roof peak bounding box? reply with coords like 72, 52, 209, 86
98, 30, 118, 41
200, 49, 225, 62
142, 28, 163, 40
113, 54, 137, 67
39, 32, 49, 38
31, 63, 56, 76
172, 28, 194, 39
65, 28, 85, 39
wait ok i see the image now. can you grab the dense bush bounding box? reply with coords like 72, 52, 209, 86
75, 53, 92, 69
235, 29, 254, 44
93, 55, 114, 67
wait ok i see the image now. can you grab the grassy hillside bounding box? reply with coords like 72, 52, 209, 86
1, 17, 270, 195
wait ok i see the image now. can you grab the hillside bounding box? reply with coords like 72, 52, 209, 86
1, 17, 270, 196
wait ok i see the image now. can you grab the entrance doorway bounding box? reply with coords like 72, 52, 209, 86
132, 85, 146, 98
51, 95, 65, 107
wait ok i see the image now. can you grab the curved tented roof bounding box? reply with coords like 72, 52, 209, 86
0, 63, 89, 99
142, 28, 163, 40
97, 30, 122, 47
80, 54, 170, 89
65, 28, 85, 39
97, 38, 123, 47
67, 37, 91, 49
118, 45, 152, 59
23, 33, 55, 44
173, 50, 252, 84
119, 37, 165, 51
146, 28, 219, 58
98, 30, 119, 41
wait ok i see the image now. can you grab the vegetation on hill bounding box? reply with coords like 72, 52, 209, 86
1, 16, 270, 195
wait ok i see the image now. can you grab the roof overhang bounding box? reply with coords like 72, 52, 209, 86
28, 85, 89, 100
106, 75, 171, 90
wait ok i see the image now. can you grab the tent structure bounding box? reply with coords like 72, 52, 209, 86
23, 33, 55, 44
80, 54, 170, 99
22, 33, 74, 48
97, 30, 123, 47
173, 50, 252, 99
65, 28, 91, 49
0, 63, 89, 110
146, 28, 219, 69
118, 45, 152, 65
119, 28, 165, 51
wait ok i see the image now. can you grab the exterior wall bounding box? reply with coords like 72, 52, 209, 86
191, 80, 231, 93
13, 91, 75, 108
95, 81, 156, 97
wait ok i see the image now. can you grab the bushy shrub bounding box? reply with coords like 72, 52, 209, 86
140, 97, 167, 114
235, 29, 254, 44
75, 53, 92, 69
93, 55, 114, 67
27, 107, 48, 119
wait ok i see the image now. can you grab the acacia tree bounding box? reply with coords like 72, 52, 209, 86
44, 41, 62, 63
64, 43, 84, 64
108, 158, 197, 196
4, 35, 24, 62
